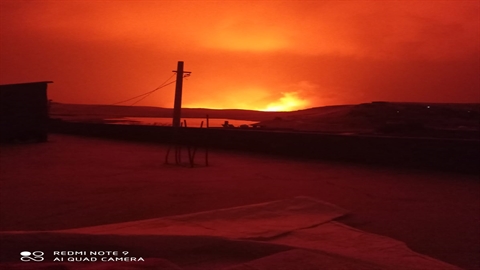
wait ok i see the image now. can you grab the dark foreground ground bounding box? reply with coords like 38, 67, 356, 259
0, 134, 479, 269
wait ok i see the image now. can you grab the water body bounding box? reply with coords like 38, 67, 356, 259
106, 117, 258, 128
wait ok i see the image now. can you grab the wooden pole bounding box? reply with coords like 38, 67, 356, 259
172, 61, 184, 128
205, 114, 209, 166
166, 61, 190, 166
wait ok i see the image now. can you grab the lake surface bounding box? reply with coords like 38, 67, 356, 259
106, 117, 258, 128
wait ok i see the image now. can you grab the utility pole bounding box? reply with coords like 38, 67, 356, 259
166, 61, 207, 167
172, 61, 191, 128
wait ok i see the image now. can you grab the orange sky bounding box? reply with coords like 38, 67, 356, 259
1, 1, 479, 111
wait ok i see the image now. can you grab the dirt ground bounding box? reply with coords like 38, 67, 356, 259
0, 134, 478, 269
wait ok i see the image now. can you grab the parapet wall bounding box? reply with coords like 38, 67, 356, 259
50, 120, 479, 174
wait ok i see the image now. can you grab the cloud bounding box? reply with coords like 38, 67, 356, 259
2, 1, 478, 59
202, 18, 290, 52
285, 1, 479, 60
1, 1, 479, 109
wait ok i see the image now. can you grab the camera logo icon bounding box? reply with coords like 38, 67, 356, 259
20, 251, 44, 262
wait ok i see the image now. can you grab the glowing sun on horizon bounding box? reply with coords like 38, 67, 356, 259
263, 92, 309, 111
184, 87, 310, 112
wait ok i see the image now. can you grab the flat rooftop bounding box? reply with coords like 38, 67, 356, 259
0, 134, 478, 269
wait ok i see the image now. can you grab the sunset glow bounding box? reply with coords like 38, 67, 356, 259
204, 20, 290, 52
0, 1, 478, 110
264, 92, 310, 112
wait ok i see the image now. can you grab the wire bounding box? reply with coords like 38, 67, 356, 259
129, 80, 176, 106
111, 73, 176, 105
112, 72, 192, 106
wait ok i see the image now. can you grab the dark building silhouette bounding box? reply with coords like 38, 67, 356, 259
0, 81, 52, 142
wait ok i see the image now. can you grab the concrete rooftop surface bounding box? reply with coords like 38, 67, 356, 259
0, 134, 478, 269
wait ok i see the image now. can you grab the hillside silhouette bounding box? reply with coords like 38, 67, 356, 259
50, 102, 479, 139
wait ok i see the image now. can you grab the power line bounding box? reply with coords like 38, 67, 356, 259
111, 73, 176, 105
129, 80, 176, 106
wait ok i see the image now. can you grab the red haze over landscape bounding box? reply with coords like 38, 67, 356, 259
0, 1, 479, 111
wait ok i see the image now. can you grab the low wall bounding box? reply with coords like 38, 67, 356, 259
50, 120, 479, 174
